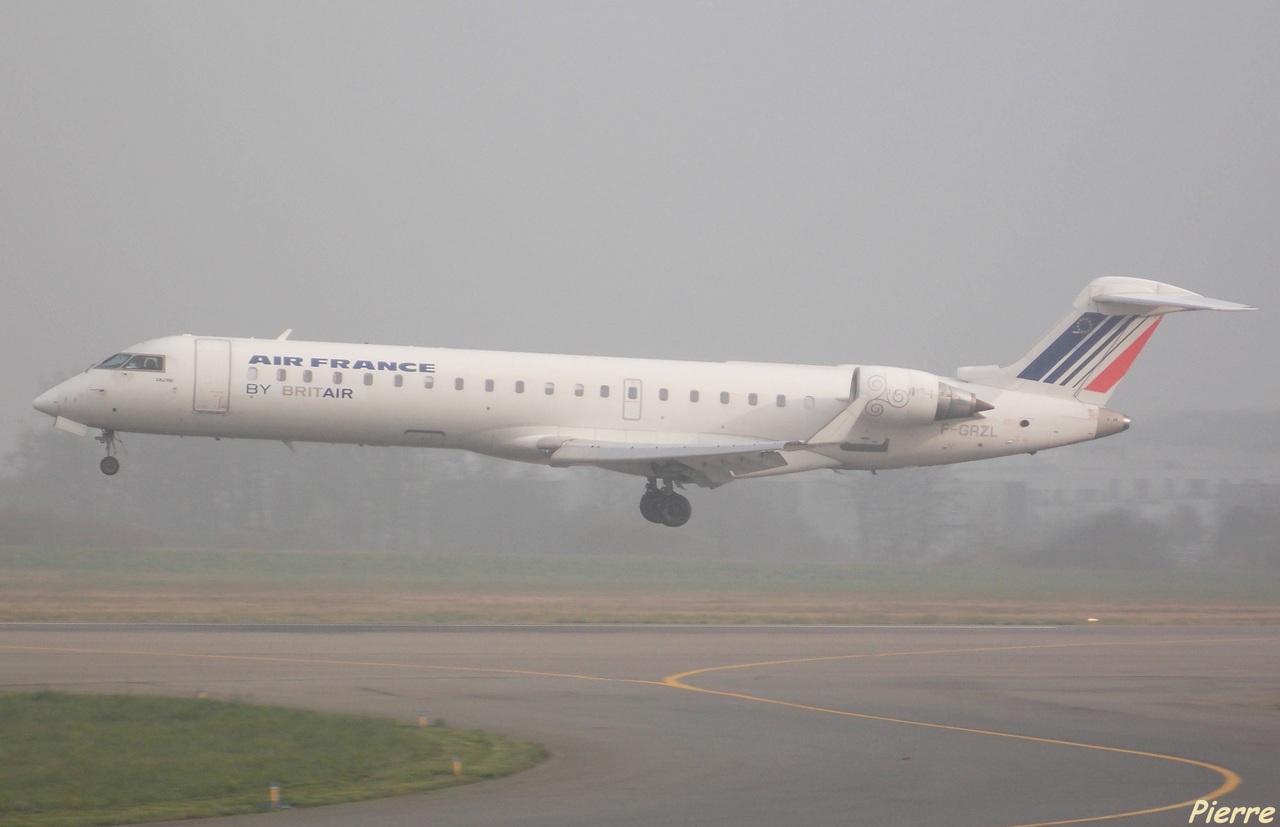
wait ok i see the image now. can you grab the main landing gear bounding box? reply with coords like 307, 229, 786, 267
640, 478, 692, 527
96, 429, 120, 476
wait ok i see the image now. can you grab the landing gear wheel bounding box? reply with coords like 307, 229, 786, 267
639, 489, 665, 524
96, 429, 120, 475
639, 479, 693, 527
659, 493, 692, 528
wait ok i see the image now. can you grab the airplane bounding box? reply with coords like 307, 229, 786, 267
33, 277, 1254, 527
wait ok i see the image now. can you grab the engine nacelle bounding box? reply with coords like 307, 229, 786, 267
854, 366, 992, 424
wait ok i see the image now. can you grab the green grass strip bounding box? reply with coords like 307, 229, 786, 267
0, 691, 546, 827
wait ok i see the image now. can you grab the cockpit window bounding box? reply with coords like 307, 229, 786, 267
96, 353, 165, 371
96, 353, 133, 369
124, 354, 164, 371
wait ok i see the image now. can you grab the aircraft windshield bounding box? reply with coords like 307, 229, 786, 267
96, 353, 132, 369
95, 353, 165, 371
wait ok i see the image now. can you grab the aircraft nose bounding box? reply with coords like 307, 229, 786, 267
33, 386, 60, 417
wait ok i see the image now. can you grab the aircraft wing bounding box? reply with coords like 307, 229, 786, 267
546, 437, 800, 487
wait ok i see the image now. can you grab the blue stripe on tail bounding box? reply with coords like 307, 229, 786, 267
1042, 314, 1130, 384
1017, 313, 1106, 381
1058, 315, 1141, 386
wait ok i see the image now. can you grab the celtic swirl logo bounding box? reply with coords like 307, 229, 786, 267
864, 374, 909, 417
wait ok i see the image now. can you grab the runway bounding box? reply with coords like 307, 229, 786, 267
3, 624, 1277, 827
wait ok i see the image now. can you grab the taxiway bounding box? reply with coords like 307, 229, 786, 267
2, 624, 1276, 827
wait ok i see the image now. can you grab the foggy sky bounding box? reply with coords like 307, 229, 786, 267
4, 2, 1277, 468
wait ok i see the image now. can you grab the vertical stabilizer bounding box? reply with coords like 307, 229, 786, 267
957, 278, 1255, 405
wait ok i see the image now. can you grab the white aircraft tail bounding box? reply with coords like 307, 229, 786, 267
957, 277, 1255, 405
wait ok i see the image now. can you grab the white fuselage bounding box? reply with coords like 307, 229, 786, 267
34, 278, 1252, 526
34, 333, 1115, 478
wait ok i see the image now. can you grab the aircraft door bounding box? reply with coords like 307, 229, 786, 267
193, 338, 231, 413
622, 378, 642, 420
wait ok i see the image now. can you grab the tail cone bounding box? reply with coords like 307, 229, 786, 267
1096, 408, 1131, 439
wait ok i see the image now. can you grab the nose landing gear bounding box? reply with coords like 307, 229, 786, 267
96, 430, 120, 476
640, 478, 692, 527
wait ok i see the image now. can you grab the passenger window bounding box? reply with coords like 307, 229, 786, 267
363, 373, 373, 386
277, 369, 287, 381
333, 372, 343, 385
659, 388, 669, 401
804, 396, 815, 410
776, 395, 786, 407
394, 374, 404, 388
424, 376, 434, 389
690, 390, 700, 402
574, 384, 584, 397
544, 382, 554, 395
720, 392, 729, 404
748, 393, 758, 406
600, 385, 610, 398
515, 380, 525, 393
628, 386, 639, 400
485, 379, 495, 392
455, 378, 464, 390
303, 370, 313, 383
248, 367, 258, 380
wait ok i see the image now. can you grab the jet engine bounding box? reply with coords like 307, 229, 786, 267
854, 367, 992, 424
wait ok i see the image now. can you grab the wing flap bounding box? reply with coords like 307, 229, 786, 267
547, 438, 797, 487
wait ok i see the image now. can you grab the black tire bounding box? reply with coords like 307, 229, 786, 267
100, 456, 120, 476
639, 489, 665, 523
659, 493, 692, 527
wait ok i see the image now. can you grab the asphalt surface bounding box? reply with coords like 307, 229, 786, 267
2, 624, 1277, 827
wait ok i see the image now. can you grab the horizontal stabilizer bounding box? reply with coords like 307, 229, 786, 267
1085, 279, 1256, 314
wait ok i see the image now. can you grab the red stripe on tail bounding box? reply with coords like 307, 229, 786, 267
1084, 317, 1161, 394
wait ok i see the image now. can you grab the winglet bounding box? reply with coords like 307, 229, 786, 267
276, 329, 293, 341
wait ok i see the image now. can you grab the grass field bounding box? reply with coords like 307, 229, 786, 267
2, 546, 1278, 624
0, 691, 546, 827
